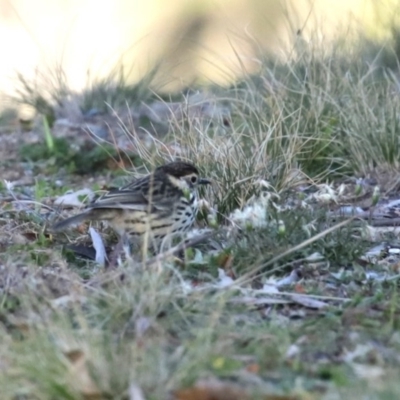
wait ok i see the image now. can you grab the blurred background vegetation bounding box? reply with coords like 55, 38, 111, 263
1, 0, 400, 104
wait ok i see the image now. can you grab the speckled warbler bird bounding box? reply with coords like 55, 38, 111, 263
53, 161, 211, 247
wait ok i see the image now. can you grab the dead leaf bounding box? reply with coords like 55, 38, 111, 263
294, 284, 306, 294
175, 380, 302, 400
64, 348, 103, 400
245, 363, 260, 374
64, 349, 84, 363
174, 378, 250, 400
89, 227, 107, 267
174, 382, 249, 400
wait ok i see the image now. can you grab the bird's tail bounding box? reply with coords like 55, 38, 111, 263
52, 211, 91, 231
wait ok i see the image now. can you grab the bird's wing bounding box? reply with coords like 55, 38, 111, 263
124, 174, 180, 211
90, 176, 177, 212
89, 189, 150, 212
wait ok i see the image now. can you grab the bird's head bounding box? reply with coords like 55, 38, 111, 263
158, 161, 211, 190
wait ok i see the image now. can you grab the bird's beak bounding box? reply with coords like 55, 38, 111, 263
199, 178, 211, 185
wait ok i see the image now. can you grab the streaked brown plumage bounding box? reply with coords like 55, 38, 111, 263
53, 161, 210, 247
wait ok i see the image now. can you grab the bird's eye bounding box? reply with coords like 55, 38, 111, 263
191, 176, 198, 183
